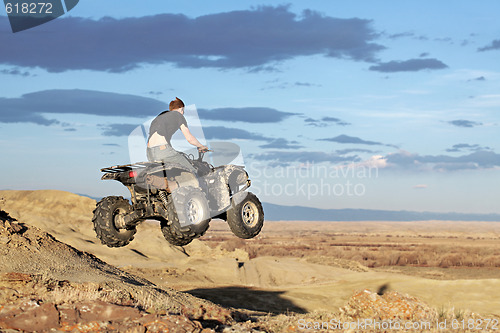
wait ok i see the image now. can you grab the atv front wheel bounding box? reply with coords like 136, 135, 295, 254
226, 192, 264, 239
92, 196, 137, 247
160, 219, 193, 246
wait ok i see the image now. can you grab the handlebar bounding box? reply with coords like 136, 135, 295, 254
197, 148, 212, 161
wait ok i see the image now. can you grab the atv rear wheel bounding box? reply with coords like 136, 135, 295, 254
165, 186, 210, 245
92, 196, 137, 247
226, 192, 264, 239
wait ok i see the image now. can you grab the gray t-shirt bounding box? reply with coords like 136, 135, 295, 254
148, 111, 188, 145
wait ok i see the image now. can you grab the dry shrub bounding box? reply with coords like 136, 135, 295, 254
438, 253, 462, 268
387, 253, 401, 266
398, 252, 423, 266
484, 255, 500, 267
220, 238, 246, 252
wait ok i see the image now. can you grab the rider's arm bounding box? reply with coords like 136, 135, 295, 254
180, 124, 207, 150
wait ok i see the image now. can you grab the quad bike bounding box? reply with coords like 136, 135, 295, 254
92, 147, 264, 247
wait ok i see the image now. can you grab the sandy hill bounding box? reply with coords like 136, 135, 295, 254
0, 208, 204, 309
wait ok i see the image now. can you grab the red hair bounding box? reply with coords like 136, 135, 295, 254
169, 97, 185, 111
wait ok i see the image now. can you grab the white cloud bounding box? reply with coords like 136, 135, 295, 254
344, 155, 388, 169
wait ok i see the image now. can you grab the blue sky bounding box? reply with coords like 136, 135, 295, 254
1, 1, 500, 214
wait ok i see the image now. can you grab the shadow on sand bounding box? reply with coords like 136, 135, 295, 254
186, 286, 307, 314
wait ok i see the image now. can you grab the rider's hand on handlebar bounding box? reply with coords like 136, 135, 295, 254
198, 145, 209, 153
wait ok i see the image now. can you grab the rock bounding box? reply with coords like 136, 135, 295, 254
183, 304, 233, 324
1, 302, 59, 332
137, 314, 204, 332
340, 289, 437, 322
58, 305, 78, 326
0, 272, 32, 283
76, 300, 142, 322
0, 209, 15, 222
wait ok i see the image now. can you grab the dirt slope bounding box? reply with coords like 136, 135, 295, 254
0, 190, 247, 267
0, 209, 243, 332
0, 208, 225, 312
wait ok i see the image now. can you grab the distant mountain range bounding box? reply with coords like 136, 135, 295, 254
75, 193, 500, 222
262, 202, 500, 222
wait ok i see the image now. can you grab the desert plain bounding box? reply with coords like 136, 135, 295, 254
1, 189, 499, 332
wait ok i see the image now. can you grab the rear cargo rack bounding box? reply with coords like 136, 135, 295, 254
100, 162, 163, 173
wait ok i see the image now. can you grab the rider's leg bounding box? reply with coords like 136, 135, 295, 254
148, 145, 196, 173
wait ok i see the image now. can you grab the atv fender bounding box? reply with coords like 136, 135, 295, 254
216, 165, 250, 195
